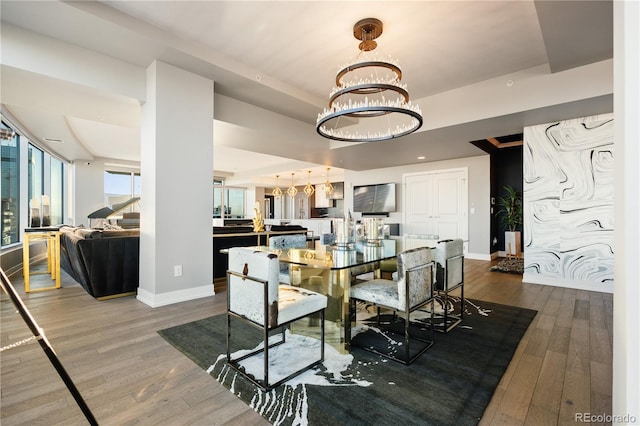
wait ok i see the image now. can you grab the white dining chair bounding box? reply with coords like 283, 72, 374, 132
226, 247, 327, 390
349, 247, 435, 365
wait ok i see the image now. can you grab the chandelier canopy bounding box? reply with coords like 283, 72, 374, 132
316, 18, 423, 143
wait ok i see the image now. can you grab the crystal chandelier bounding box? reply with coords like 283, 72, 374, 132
272, 175, 283, 199
316, 18, 423, 143
286, 173, 298, 198
303, 170, 315, 197
324, 167, 334, 196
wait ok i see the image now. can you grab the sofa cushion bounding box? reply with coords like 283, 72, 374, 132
269, 225, 306, 232
74, 228, 102, 239
213, 226, 254, 234
101, 229, 140, 238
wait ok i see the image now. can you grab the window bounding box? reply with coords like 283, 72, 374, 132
104, 170, 140, 212
213, 180, 223, 217
1, 122, 19, 245
213, 179, 245, 218
1, 116, 70, 247
226, 187, 245, 218
28, 144, 44, 210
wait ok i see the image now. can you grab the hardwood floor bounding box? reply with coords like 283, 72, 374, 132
1, 259, 612, 425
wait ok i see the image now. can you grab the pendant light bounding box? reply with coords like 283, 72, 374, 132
303, 170, 315, 197
272, 175, 283, 199
324, 167, 334, 196
286, 173, 298, 198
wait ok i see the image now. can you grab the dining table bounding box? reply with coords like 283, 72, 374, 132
241, 234, 439, 353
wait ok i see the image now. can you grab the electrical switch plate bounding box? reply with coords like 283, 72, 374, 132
174, 265, 183, 277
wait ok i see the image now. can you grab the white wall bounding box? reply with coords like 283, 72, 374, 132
613, 0, 640, 422
343, 155, 491, 259
71, 157, 141, 226
2, 24, 146, 101
72, 160, 106, 227
416, 60, 612, 133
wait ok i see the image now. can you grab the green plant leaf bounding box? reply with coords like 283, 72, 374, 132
496, 185, 522, 232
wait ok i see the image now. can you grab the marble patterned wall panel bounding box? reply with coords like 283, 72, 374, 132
524, 113, 614, 285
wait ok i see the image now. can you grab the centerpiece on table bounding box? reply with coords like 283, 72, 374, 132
252, 201, 264, 232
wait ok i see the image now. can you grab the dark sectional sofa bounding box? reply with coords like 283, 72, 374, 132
59, 226, 140, 299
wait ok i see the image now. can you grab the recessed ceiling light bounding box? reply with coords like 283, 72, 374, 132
417, 156, 425, 160
44, 138, 64, 143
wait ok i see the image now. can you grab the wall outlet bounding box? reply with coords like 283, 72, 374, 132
174, 265, 183, 277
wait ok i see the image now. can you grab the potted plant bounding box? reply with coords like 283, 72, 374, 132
497, 185, 523, 257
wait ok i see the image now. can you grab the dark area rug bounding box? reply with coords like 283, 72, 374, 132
158, 299, 536, 426
489, 257, 524, 274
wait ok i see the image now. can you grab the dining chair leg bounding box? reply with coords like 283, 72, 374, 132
321, 310, 325, 360
405, 311, 410, 363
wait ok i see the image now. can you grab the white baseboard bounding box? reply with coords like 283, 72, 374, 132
466, 252, 492, 261
494, 250, 526, 259
137, 284, 215, 308
522, 273, 613, 294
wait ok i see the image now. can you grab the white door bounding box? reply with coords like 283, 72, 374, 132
405, 173, 434, 235
404, 169, 468, 241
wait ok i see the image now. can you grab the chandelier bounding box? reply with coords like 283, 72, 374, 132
286, 173, 298, 198
272, 175, 283, 199
303, 170, 315, 197
324, 167, 334, 196
316, 18, 423, 143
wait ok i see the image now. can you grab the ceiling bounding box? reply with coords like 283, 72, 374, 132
0, 1, 613, 186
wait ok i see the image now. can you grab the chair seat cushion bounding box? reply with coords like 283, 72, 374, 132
349, 279, 402, 311
277, 285, 327, 325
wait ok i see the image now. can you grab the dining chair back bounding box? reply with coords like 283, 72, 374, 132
226, 247, 327, 390
432, 238, 464, 332
349, 247, 435, 364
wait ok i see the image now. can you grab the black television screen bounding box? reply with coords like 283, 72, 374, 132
353, 183, 396, 213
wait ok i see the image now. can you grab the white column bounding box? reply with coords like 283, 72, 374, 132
137, 61, 214, 307
613, 1, 640, 423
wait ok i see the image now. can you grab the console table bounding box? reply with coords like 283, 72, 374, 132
23, 227, 62, 292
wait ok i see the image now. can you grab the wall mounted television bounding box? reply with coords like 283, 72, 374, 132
353, 183, 396, 214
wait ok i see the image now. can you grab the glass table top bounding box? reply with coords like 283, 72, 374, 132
238, 235, 439, 270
